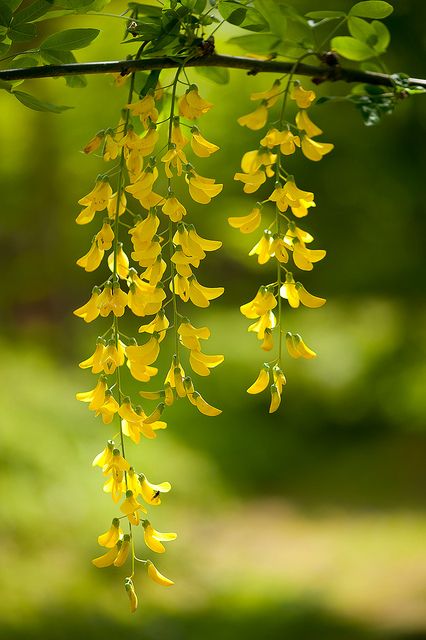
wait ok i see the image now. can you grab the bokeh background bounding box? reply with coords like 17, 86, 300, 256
1, 0, 425, 638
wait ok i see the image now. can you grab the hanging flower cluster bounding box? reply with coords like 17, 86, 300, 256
230, 79, 333, 412
74, 70, 224, 612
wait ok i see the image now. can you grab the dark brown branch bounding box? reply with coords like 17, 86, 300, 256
0, 53, 425, 88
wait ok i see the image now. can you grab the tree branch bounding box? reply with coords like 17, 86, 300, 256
0, 53, 425, 88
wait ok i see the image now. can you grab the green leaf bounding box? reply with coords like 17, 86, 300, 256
228, 32, 279, 53
0, 1, 12, 26
306, 10, 346, 19
371, 19, 390, 51
350, 1, 393, 19
13, 90, 71, 112
65, 74, 86, 88
0, 77, 12, 90
40, 27, 99, 50
139, 69, 161, 97
8, 21, 37, 40
9, 54, 38, 67
180, 0, 206, 12
348, 16, 376, 42
195, 66, 230, 84
254, 0, 287, 39
331, 35, 375, 60
218, 1, 268, 32
14, 0, 53, 24
40, 47, 75, 64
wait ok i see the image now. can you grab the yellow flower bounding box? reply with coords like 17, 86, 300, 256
250, 79, 281, 107
125, 167, 159, 203
164, 356, 186, 397
234, 170, 266, 194
98, 518, 122, 548
120, 490, 146, 525
186, 170, 223, 204
74, 287, 101, 323
248, 310, 276, 340
76, 376, 107, 411
269, 178, 316, 217
126, 335, 160, 367
188, 276, 224, 308
147, 561, 174, 586
247, 365, 270, 394
125, 148, 143, 183
97, 283, 128, 317
102, 339, 126, 375
126, 94, 159, 128
260, 327, 273, 351
273, 365, 286, 394
76, 239, 104, 272
192, 391, 222, 416
171, 117, 188, 148
129, 211, 159, 246
189, 350, 224, 377
124, 577, 138, 613
260, 127, 285, 148
249, 230, 274, 265
237, 105, 268, 130
285, 331, 317, 359
292, 241, 326, 271
107, 243, 129, 279
92, 543, 120, 568
241, 148, 276, 174
270, 235, 289, 263
96, 220, 114, 251
295, 110, 323, 137
284, 221, 314, 245
269, 384, 281, 413
76, 177, 112, 225
178, 320, 210, 351
138, 310, 169, 341
228, 206, 262, 234
301, 136, 334, 162
162, 195, 187, 222
92, 439, 115, 468
279, 130, 301, 155
138, 126, 159, 156
83, 131, 104, 155
240, 286, 277, 319
161, 145, 188, 178
139, 473, 171, 506
178, 85, 213, 120
141, 256, 167, 287
190, 127, 219, 157
107, 191, 126, 219
79, 339, 106, 374
142, 520, 177, 553
96, 391, 120, 424
114, 534, 131, 567
290, 82, 316, 108
103, 131, 120, 162
279, 274, 326, 308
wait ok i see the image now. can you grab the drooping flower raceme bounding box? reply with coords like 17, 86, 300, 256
75, 71, 224, 612
232, 79, 331, 412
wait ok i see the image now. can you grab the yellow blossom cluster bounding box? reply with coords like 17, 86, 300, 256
231, 79, 331, 412
74, 76, 224, 612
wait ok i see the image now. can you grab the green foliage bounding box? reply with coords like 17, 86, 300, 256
13, 88, 71, 111
349, 1, 393, 19
40, 27, 99, 50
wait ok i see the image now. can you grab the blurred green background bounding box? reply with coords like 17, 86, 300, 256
1, 1, 425, 638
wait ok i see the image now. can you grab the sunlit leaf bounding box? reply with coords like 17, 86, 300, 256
40, 27, 99, 50
350, 1, 393, 19
13, 90, 71, 112
331, 35, 375, 61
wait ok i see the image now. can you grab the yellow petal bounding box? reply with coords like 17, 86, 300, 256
147, 561, 174, 586
247, 367, 270, 394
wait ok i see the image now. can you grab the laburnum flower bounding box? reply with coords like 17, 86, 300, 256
249, 311, 276, 341
138, 309, 169, 341
162, 195, 186, 222
138, 125, 159, 157
83, 130, 104, 155
260, 327, 274, 351
269, 383, 281, 413
186, 169, 223, 204
280, 273, 326, 309
237, 104, 268, 130
249, 230, 274, 265
147, 561, 174, 587
74, 286, 101, 323
188, 276, 224, 308
292, 240, 326, 271
240, 286, 277, 319
144, 402, 166, 425
92, 439, 114, 468
96, 390, 120, 425
139, 473, 171, 506
270, 235, 289, 263
164, 356, 186, 398
129, 211, 159, 247
250, 79, 281, 107
121, 126, 143, 152
103, 448, 129, 502
178, 320, 210, 351
97, 282, 128, 317
96, 220, 114, 251
76, 238, 104, 272
120, 490, 146, 525
124, 577, 138, 613
101, 339, 126, 375
142, 520, 177, 554
92, 542, 120, 568
290, 82, 316, 109
114, 534, 131, 567
301, 136, 334, 162
103, 130, 121, 162
178, 85, 213, 120
107, 191, 126, 219
128, 276, 166, 316
269, 178, 316, 217
286, 331, 317, 359
98, 518, 123, 548
76, 177, 112, 225
161, 144, 188, 178
228, 206, 262, 234
273, 365, 286, 394
247, 364, 270, 394
172, 247, 195, 277
192, 391, 222, 416
141, 256, 167, 287
171, 117, 188, 148
107, 243, 130, 279
241, 148, 276, 175
126, 148, 143, 184
284, 220, 314, 246
76, 376, 107, 412
234, 169, 266, 194
190, 127, 219, 157
125, 339, 159, 382
131, 234, 162, 268
125, 167, 159, 204
295, 110, 323, 138
126, 93, 158, 128
279, 130, 301, 155
189, 350, 224, 377
79, 338, 106, 374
